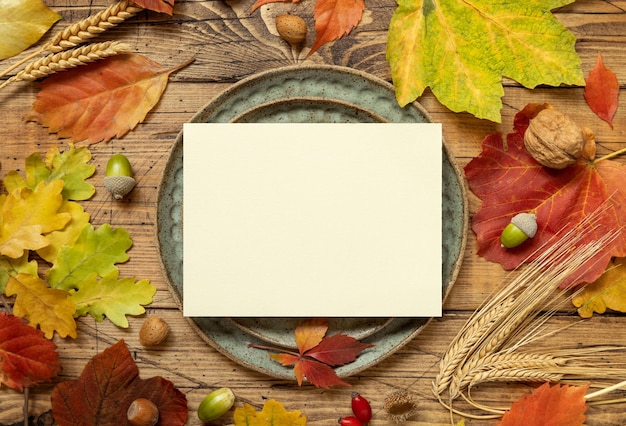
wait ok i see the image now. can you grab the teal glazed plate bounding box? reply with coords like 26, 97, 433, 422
156, 64, 468, 379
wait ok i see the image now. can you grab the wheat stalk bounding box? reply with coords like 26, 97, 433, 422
0, 42, 130, 90
0, 1, 143, 80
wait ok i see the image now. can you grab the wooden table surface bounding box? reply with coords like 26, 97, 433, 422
2, 0, 626, 424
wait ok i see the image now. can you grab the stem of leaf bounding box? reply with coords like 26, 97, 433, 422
593, 146, 626, 164
247, 343, 300, 357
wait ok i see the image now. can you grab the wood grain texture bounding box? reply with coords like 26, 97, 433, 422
1, 0, 626, 424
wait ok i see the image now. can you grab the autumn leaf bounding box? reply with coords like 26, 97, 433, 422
572, 259, 626, 318
36, 201, 90, 264
0, 0, 61, 60
0, 313, 60, 391
47, 223, 133, 291
51, 340, 187, 425
387, 0, 585, 122
6, 273, 77, 339
307, 0, 364, 56
233, 399, 307, 426
71, 270, 155, 328
498, 382, 589, 426
250, 0, 300, 13
584, 53, 619, 128
0, 252, 37, 294
26, 54, 188, 144
133, 0, 175, 15
464, 103, 626, 287
250, 318, 374, 388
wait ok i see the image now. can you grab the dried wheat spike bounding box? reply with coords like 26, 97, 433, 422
45, 1, 144, 53
9, 41, 130, 82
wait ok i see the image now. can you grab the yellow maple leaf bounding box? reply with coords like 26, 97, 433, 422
573, 259, 626, 318
0, 180, 71, 258
233, 400, 306, 426
6, 273, 77, 339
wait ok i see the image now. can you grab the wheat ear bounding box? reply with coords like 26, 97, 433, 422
0, 1, 143, 80
0, 42, 130, 90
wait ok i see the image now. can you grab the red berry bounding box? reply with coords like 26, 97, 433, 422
338, 416, 364, 426
351, 392, 372, 424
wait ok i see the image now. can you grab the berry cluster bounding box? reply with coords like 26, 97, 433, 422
338, 392, 372, 426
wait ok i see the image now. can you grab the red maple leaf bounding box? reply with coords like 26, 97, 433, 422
464, 103, 626, 287
498, 382, 589, 426
0, 313, 60, 391
250, 318, 374, 388
51, 340, 187, 425
584, 53, 619, 128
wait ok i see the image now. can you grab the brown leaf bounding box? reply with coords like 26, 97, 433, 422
307, 0, 364, 56
26, 54, 188, 144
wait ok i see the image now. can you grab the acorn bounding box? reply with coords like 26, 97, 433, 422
275, 14, 307, 45
104, 153, 136, 200
197, 387, 235, 422
500, 212, 538, 248
139, 316, 170, 347
127, 398, 159, 426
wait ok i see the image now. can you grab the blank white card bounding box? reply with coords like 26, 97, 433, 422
183, 123, 442, 317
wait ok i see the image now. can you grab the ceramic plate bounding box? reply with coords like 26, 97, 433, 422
156, 64, 468, 379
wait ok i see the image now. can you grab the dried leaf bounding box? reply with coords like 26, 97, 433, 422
133, 0, 175, 15
233, 399, 306, 426
26, 54, 185, 144
387, 1, 584, 122
498, 382, 588, 426
0, 0, 61, 60
0, 312, 61, 391
464, 103, 626, 287
573, 259, 626, 318
307, 0, 364, 56
51, 340, 187, 425
584, 53, 619, 128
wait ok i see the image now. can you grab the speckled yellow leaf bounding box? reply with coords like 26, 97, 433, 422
233, 400, 306, 426
573, 259, 626, 318
0, 0, 61, 60
387, 0, 585, 122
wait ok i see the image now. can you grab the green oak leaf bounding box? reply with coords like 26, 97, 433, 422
47, 224, 132, 291
386, 0, 585, 122
71, 270, 155, 328
0, 252, 38, 294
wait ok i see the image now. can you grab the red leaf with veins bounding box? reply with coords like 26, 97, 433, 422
584, 53, 619, 128
465, 103, 626, 287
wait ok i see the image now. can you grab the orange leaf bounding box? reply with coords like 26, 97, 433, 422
295, 317, 328, 354
498, 382, 589, 426
0, 313, 60, 391
250, 0, 300, 13
584, 53, 619, 128
307, 0, 364, 56
133, 0, 175, 15
26, 54, 185, 144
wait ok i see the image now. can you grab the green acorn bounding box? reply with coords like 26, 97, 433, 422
104, 153, 136, 200
197, 387, 235, 422
500, 212, 537, 248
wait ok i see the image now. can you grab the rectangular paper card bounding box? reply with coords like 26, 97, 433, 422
183, 123, 442, 317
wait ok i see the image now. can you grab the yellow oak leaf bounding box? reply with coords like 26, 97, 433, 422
573, 259, 626, 318
36, 201, 90, 264
0, 180, 71, 258
0, 0, 61, 60
6, 273, 77, 339
233, 400, 306, 426
26, 54, 191, 144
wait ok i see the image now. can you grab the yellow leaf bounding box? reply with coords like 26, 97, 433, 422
0, 0, 61, 60
233, 400, 306, 426
36, 201, 90, 263
0, 180, 71, 258
6, 273, 77, 339
573, 259, 626, 318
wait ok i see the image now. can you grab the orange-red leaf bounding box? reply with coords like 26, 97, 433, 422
498, 382, 589, 426
249, 0, 300, 13
584, 53, 619, 128
306, 333, 374, 366
295, 317, 328, 354
0, 313, 60, 391
296, 358, 350, 388
464, 103, 626, 287
133, 0, 175, 15
51, 340, 187, 425
26, 54, 178, 144
307, 0, 364, 56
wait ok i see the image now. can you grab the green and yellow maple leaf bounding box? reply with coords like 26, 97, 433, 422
0, 180, 71, 258
6, 273, 77, 339
0, 0, 61, 60
233, 399, 306, 426
573, 259, 626, 318
386, 0, 585, 122
47, 223, 132, 291
71, 270, 154, 328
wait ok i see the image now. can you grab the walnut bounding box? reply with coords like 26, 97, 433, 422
524, 108, 584, 169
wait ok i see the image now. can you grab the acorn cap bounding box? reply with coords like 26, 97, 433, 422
104, 175, 136, 200
510, 212, 537, 238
